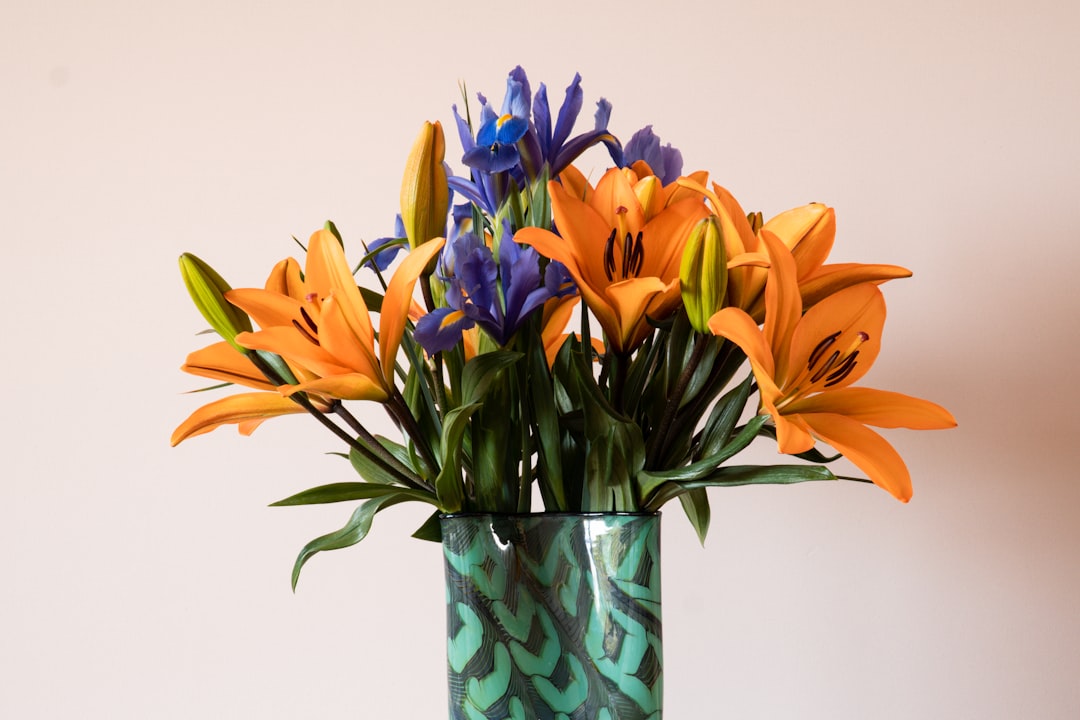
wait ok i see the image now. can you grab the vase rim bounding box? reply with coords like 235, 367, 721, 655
439, 510, 660, 520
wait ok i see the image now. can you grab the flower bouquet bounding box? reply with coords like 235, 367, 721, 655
172, 66, 955, 718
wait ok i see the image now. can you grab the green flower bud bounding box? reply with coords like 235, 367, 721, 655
178, 253, 253, 353
680, 216, 728, 333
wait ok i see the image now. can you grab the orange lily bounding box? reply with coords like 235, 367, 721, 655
677, 177, 912, 319
171, 259, 339, 446
707, 231, 955, 501
516, 164, 708, 354
228, 229, 444, 402
171, 337, 309, 445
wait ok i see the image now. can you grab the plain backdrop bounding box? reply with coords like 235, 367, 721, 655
3, 1, 1078, 718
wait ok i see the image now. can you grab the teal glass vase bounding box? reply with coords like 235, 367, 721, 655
440, 512, 663, 720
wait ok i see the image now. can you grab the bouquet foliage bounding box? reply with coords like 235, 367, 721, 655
173, 67, 955, 585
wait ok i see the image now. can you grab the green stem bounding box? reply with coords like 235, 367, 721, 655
332, 403, 433, 493
647, 334, 710, 469
246, 351, 423, 490
610, 351, 629, 414
388, 387, 440, 478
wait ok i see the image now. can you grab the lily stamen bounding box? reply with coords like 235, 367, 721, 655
624, 231, 645, 278
809, 351, 840, 383
603, 228, 618, 281
824, 352, 860, 387
603, 228, 646, 282
808, 331, 841, 370
292, 318, 319, 346
299, 306, 319, 335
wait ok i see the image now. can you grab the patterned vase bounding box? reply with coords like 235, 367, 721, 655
440, 512, 663, 720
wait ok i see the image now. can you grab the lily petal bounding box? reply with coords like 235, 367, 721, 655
759, 230, 802, 383
788, 388, 957, 429
171, 392, 304, 446
604, 276, 669, 350
706, 307, 778, 386
799, 412, 915, 502
283, 374, 388, 402
181, 340, 275, 391
762, 203, 835, 276
787, 283, 885, 392
379, 238, 445, 386
799, 263, 912, 309
226, 288, 304, 330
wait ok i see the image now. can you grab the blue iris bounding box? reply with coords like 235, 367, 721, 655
449, 67, 626, 219
364, 214, 408, 272
414, 230, 575, 353
528, 71, 623, 179
623, 125, 684, 185
461, 73, 531, 174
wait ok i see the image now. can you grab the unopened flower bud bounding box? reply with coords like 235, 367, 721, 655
400, 120, 449, 250
680, 216, 728, 333
179, 253, 252, 353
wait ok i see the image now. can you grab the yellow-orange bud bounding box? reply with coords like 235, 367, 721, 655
400, 120, 449, 250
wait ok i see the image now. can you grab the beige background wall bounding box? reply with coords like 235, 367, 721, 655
3, 0, 1078, 717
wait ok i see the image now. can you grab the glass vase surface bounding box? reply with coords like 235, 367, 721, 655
441, 512, 663, 720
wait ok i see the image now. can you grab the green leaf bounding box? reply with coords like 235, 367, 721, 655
460, 350, 522, 405
526, 339, 565, 510
411, 510, 443, 543
644, 464, 840, 511
682, 336, 720, 408
347, 435, 419, 481
348, 442, 405, 485
528, 167, 551, 229
373, 435, 415, 471
575, 356, 645, 511
290, 493, 409, 590
359, 286, 385, 313
697, 374, 754, 461
252, 350, 299, 385
435, 403, 482, 512
638, 415, 770, 501
270, 482, 436, 507
677, 487, 711, 546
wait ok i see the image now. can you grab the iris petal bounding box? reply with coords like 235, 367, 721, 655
415, 308, 474, 354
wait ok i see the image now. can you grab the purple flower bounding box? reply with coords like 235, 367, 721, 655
624, 125, 684, 184
415, 230, 576, 353
461, 73, 531, 174
448, 67, 626, 228
364, 214, 408, 272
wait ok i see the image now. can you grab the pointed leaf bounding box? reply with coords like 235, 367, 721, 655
435, 403, 482, 512
411, 510, 443, 543
644, 464, 840, 511
527, 339, 565, 509
697, 374, 754, 460
638, 415, 770, 501
677, 487, 711, 546
461, 350, 522, 404
270, 482, 435, 506
290, 493, 410, 589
